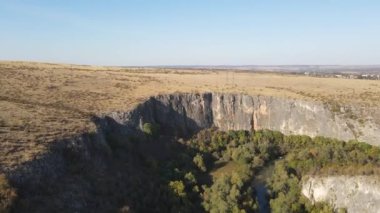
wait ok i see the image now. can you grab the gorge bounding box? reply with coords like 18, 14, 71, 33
3, 92, 380, 213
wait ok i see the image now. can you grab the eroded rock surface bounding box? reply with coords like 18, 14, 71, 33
109, 92, 380, 145
302, 176, 380, 213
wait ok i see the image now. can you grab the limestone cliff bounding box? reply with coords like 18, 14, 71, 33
302, 176, 380, 213
109, 92, 380, 146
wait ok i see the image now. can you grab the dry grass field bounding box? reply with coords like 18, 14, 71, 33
1, 61, 380, 170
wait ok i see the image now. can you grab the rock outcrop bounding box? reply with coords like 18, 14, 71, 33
302, 176, 380, 213
108, 92, 380, 146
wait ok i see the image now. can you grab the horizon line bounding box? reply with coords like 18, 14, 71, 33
1, 60, 380, 68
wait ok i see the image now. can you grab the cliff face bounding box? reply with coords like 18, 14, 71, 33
302, 176, 380, 213
109, 92, 380, 146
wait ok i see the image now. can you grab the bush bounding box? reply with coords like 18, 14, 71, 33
0, 174, 17, 213
193, 153, 207, 172
169, 180, 186, 197
142, 123, 160, 138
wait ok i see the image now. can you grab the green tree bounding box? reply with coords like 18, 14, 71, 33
203, 173, 256, 213
169, 180, 186, 197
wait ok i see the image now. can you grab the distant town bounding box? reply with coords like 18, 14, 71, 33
153, 65, 380, 80
302, 71, 380, 80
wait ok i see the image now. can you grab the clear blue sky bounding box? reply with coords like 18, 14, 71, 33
1, 0, 379, 66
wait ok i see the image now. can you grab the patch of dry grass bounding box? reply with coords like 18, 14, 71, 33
210, 161, 240, 179
0, 174, 17, 212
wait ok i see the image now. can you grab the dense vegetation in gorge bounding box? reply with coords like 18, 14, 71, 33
3, 126, 380, 213
183, 129, 380, 213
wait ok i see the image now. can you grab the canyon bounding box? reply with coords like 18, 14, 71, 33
4, 92, 380, 212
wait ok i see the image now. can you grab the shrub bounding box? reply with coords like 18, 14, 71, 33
169, 180, 186, 197
193, 153, 207, 172
142, 123, 160, 138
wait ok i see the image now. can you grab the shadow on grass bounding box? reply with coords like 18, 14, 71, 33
6, 98, 213, 212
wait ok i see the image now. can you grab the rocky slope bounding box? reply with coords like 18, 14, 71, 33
302, 176, 380, 213
109, 92, 380, 145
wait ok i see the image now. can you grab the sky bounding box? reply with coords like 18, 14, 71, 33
0, 0, 379, 66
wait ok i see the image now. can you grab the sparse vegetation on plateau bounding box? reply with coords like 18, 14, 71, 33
1, 61, 379, 173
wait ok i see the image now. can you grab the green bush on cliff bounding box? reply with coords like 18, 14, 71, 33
142, 123, 160, 138
193, 153, 207, 172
